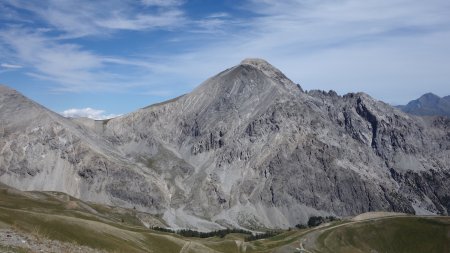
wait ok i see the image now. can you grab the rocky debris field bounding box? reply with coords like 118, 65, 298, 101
0, 229, 105, 253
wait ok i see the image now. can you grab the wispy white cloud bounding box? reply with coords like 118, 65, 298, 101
206, 12, 230, 19
1, 63, 22, 69
0, 29, 107, 91
0, 28, 173, 92
96, 10, 185, 31
235, 0, 449, 55
1, 0, 186, 38
0, 0, 191, 92
141, 0, 184, 7
61, 107, 120, 120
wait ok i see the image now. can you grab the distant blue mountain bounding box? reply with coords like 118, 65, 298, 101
397, 93, 450, 117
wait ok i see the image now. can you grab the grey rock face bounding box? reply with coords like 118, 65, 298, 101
397, 93, 450, 117
0, 85, 168, 215
1, 59, 449, 230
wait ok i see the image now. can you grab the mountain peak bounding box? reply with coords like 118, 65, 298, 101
398, 92, 450, 117
238, 58, 302, 93
239, 58, 280, 76
240, 58, 271, 67
420, 92, 440, 100
422, 92, 439, 97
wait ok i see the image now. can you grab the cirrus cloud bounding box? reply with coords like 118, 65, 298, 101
1, 63, 22, 69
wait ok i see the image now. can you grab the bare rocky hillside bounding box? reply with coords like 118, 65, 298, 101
1, 59, 449, 230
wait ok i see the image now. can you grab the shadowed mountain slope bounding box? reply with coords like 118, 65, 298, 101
398, 93, 450, 117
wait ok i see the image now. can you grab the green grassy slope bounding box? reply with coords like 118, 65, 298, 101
0, 183, 449, 253
314, 217, 450, 253
0, 184, 184, 252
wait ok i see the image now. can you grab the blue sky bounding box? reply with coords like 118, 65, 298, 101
1, 0, 449, 119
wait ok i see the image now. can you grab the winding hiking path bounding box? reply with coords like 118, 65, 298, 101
179, 241, 191, 253
298, 239, 313, 253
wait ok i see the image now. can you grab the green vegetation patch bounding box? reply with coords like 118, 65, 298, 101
315, 217, 450, 253
0, 208, 146, 252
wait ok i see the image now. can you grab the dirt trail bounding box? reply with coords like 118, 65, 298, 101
179, 241, 191, 253
352, 211, 406, 221
299, 239, 313, 253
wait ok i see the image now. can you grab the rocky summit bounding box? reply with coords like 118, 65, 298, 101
1, 59, 449, 231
